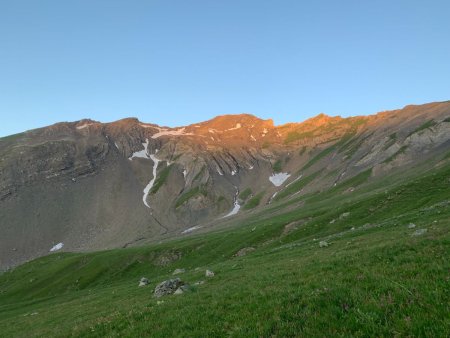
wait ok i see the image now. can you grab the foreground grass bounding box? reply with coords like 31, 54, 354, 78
0, 164, 449, 337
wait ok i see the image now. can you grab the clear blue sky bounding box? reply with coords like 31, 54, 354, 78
0, 0, 449, 136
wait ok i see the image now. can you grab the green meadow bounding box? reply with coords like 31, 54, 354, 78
1, 162, 449, 337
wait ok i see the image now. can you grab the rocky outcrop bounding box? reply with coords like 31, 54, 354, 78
234, 247, 256, 257
154, 278, 185, 297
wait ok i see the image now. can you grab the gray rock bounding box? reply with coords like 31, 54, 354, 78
154, 251, 182, 267
172, 268, 186, 275
234, 247, 255, 257
319, 241, 329, 248
407, 223, 416, 229
412, 228, 427, 236
174, 288, 184, 295
154, 278, 184, 297
174, 284, 192, 295
340, 212, 350, 219
194, 280, 205, 285
205, 269, 215, 277
361, 223, 374, 230
139, 277, 149, 287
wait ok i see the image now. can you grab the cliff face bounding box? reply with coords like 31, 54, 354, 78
1, 101, 450, 269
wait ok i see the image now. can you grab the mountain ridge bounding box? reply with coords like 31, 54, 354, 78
15, 100, 444, 136
1, 100, 449, 269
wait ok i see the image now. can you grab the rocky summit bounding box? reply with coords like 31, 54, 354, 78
1, 101, 450, 269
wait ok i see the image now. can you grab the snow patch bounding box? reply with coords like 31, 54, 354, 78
182, 225, 202, 234
142, 151, 160, 208
224, 201, 240, 217
223, 188, 240, 218
269, 172, 291, 186
250, 135, 256, 141
226, 123, 242, 131
151, 127, 194, 139
268, 191, 278, 203
140, 123, 155, 129
129, 139, 150, 160
76, 123, 95, 130
114, 142, 119, 149
249, 165, 254, 170
183, 169, 187, 178
231, 170, 237, 176
262, 128, 268, 137
286, 175, 302, 187
50, 243, 64, 252
217, 167, 224, 176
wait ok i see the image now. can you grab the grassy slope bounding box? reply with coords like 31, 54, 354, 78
0, 163, 449, 337
175, 186, 207, 208
150, 164, 173, 194
243, 192, 264, 210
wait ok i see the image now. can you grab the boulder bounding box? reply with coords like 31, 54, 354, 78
205, 270, 215, 277
139, 277, 149, 287
407, 223, 416, 229
174, 288, 184, 295
154, 251, 182, 267
412, 228, 427, 236
154, 278, 184, 297
172, 268, 186, 275
319, 241, 329, 248
174, 285, 191, 295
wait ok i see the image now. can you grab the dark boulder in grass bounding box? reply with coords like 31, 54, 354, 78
154, 278, 184, 297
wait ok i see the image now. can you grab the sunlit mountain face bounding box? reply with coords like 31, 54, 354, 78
1, 101, 449, 269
